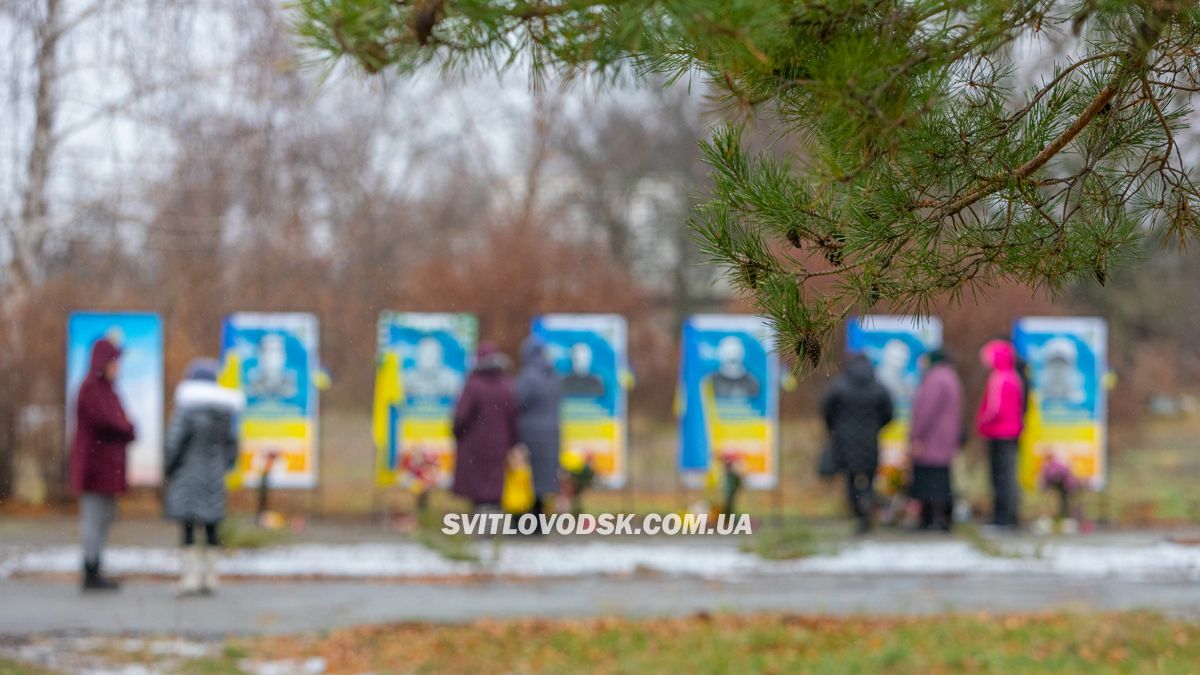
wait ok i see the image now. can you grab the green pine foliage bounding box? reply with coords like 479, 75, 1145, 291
294, 0, 1200, 367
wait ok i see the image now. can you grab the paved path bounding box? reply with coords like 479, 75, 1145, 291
5, 520, 1200, 637
4, 573, 1200, 637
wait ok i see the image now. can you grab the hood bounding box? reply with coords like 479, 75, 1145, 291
88, 339, 122, 379
477, 341, 499, 360
520, 336, 548, 367
475, 341, 511, 373
980, 339, 1016, 372
175, 379, 245, 412
184, 357, 220, 382
844, 354, 876, 385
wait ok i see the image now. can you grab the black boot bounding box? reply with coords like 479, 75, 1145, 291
82, 558, 120, 592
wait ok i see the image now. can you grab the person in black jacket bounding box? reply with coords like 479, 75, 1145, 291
822, 354, 894, 533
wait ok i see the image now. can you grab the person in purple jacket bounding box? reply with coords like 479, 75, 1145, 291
908, 349, 963, 531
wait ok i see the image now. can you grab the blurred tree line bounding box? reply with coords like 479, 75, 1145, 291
0, 0, 726, 498
2, 1, 1195, 501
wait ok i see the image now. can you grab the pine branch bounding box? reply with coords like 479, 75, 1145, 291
294, 0, 1200, 367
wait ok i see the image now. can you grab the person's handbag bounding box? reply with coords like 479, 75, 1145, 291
501, 445, 536, 514
817, 438, 840, 478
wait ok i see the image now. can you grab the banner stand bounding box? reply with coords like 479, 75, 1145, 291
622, 454, 633, 517
673, 468, 685, 517
370, 487, 384, 526
771, 438, 785, 526
1097, 488, 1112, 526
311, 421, 325, 519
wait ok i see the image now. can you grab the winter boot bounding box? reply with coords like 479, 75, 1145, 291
82, 558, 119, 592
177, 547, 204, 597
200, 547, 221, 594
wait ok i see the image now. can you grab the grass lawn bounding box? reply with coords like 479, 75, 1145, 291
14, 613, 1182, 672
0, 658, 55, 675
303, 414, 1200, 528
163, 612, 1199, 674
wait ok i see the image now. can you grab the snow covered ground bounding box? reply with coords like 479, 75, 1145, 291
4, 538, 1200, 582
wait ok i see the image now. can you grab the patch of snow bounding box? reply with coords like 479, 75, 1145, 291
242, 656, 327, 675
3, 539, 1200, 582
0, 636, 215, 675
140, 639, 212, 659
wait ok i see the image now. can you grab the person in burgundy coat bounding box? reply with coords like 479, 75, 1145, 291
69, 337, 137, 590
451, 342, 518, 509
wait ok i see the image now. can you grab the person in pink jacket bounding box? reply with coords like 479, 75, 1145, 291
976, 339, 1025, 528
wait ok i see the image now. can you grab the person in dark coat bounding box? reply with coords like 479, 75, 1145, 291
69, 337, 137, 591
452, 342, 518, 509
821, 354, 894, 533
164, 358, 245, 596
908, 350, 963, 531
515, 336, 562, 514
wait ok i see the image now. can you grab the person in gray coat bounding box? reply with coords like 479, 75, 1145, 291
515, 336, 562, 515
164, 358, 244, 596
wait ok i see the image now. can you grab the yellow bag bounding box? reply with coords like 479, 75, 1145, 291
501, 446, 535, 514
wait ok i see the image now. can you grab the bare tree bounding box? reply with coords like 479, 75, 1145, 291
549, 83, 724, 326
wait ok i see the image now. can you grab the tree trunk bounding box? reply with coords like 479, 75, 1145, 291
15, 0, 61, 291
0, 403, 14, 503
0, 0, 61, 502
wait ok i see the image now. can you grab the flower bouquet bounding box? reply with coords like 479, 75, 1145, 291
876, 463, 911, 526
400, 448, 442, 514
559, 452, 595, 516
718, 451, 745, 516
1039, 454, 1082, 524
703, 451, 745, 517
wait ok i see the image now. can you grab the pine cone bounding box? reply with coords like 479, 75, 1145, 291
786, 227, 802, 248
410, 0, 444, 46
796, 333, 822, 368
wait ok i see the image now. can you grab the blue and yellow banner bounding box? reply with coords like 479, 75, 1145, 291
531, 314, 629, 489
67, 312, 164, 487
846, 315, 942, 469
219, 312, 319, 489
678, 315, 779, 489
373, 312, 477, 488
1013, 317, 1108, 490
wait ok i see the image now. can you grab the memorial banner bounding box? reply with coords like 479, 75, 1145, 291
531, 314, 629, 488
67, 312, 163, 487
846, 315, 943, 469
219, 312, 319, 488
373, 312, 476, 487
1013, 317, 1108, 489
678, 315, 779, 489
